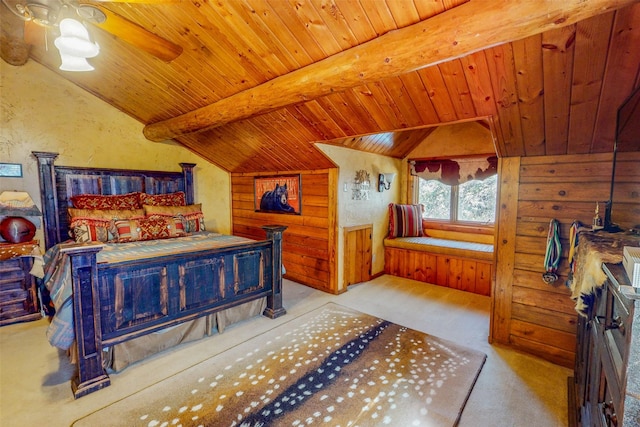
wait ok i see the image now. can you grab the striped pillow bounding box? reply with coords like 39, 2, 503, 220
388, 203, 424, 238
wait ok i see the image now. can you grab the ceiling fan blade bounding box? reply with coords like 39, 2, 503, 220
78, 3, 183, 62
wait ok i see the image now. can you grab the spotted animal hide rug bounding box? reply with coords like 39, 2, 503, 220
74, 303, 486, 427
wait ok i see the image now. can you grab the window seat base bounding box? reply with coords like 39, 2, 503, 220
383, 237, 494, 296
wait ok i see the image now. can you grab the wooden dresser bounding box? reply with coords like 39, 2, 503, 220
0, 242, 41, 326
571, 261, 640, 426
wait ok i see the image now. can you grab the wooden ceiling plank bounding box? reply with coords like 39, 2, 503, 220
264, 0, 334, 62
197, 3, 288, 83
485, 43, 525, 157
350, 84, 399, 130
592, 3, 640, 152
459, 50, 498, 118
413, 0, 447, 19
331, 91, 384, 135
512, 34, 546, 156
385, 0, 421, 27
367, 81, 411, 130
285, 0, 344, 56
381, 76, 425, 128
231, 0, 310, 71
339, 88, 387, 132
315, 96, 362, 136
310, 0, 361, 50
245, 0, 314, 68
332, 0, 379, 43
438, 59, 477, 120
293, 101, 346, 140
398, 72, 441, 124
542, 24, 577, 156
143, 0, 637, 142
417, 66, 459, 123
359, 1, 397, 36
567, 12, 615, 154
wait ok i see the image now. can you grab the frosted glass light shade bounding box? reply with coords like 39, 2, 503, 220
58, 53, 95, 71
54, 18, 99, 70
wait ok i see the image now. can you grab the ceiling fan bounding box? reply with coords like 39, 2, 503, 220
1, 0, 182, 69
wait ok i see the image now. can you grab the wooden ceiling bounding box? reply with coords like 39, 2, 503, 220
2, 0, 639, 173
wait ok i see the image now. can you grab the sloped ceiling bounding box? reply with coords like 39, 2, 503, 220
2, 0, 639, 173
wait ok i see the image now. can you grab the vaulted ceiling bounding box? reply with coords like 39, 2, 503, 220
2, 0, 639, 173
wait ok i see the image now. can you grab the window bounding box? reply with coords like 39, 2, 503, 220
417, 175, 497, 224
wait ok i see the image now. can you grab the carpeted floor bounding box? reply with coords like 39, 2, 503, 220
73, 303, 486, 427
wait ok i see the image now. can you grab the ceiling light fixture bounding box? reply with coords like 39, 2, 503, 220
53, 18, 99, 71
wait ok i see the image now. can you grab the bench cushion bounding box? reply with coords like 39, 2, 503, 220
384, 236, 494, 262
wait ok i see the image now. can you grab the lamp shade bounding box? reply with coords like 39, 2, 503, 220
0, 191, 41, 216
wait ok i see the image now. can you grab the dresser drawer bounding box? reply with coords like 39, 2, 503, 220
0, 256, 40, 326
0, 258, 26, 282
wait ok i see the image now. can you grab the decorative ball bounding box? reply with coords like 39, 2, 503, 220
0, 216, 36, 243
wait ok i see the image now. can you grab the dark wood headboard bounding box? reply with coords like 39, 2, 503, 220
32, 152, 196, 250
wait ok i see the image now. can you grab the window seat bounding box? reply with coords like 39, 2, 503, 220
383, 236, 494, 296
384, 236, 494, 261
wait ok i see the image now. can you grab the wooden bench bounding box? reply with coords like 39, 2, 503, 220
384, 237, 494, 296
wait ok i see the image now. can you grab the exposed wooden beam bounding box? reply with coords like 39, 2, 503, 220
143, 0, 638, 142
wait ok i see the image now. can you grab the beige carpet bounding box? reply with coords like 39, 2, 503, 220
73, 303, 486, 427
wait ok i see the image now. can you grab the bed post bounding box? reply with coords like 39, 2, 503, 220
32, 151, 60, 250
179, 163, 196, 205
262, 225, 287, 319
62, 243, 111, 398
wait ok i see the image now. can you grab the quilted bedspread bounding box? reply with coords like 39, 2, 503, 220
42, 232, 255, 350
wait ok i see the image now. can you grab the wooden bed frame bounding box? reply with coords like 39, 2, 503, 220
33, 152, 286, 398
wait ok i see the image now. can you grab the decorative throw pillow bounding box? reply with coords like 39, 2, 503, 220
114, 216, 186, 242
388, 203, 424, 238
70, 192, 141, 210
143, 204, 205, 233
139, 191, 186, 207
69, 218, 112, 243
68, 208, 145, 243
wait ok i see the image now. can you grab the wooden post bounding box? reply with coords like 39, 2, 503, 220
262, 225, 287, 319
179, 163, 196, 205
62, 243, 111, 399
32, 152, 59, 250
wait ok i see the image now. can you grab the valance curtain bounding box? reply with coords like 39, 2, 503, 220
409, 155, 498, 186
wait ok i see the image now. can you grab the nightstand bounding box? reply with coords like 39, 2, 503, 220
0, 241, 41, 326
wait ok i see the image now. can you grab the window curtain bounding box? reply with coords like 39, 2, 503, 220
409, 155, 498, 186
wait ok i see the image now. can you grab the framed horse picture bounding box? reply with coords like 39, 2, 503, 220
254, 175, 301, 214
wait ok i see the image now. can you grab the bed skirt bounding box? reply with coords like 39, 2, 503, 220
68, 298, 267, 372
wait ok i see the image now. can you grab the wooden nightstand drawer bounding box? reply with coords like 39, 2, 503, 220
0, 255, 40, 326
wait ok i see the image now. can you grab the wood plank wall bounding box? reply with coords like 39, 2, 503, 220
231, 169, 339, 294
492, 152, 634, 368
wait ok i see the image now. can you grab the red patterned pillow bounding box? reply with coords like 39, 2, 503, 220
139, 192, 186, 207
114, 216, 186, 242
388, 203, 424, 238
70, 192, 141, 210
143, 204, 205, 233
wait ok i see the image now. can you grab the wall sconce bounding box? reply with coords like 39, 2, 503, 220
378, 173, 396, 192
0, 191, 42, 243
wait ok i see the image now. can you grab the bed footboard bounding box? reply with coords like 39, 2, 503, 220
66, 225, 287, 399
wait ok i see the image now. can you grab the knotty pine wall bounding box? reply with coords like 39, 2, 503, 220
231, 170, 339, 294
492, 152, 640, 368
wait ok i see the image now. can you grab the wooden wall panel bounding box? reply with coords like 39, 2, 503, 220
231, 169, 338, 294
491, 152, 640, 368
